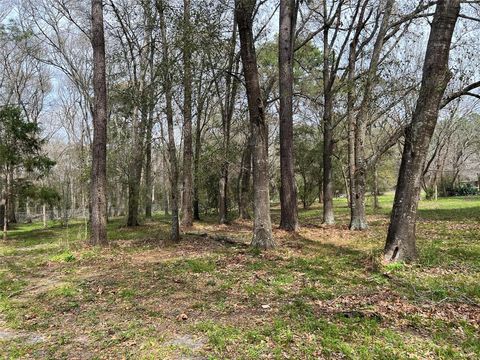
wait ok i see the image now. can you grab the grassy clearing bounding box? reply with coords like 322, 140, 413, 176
0, 195, 479, 359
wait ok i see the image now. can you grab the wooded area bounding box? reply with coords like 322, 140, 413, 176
1, 0, 479, 358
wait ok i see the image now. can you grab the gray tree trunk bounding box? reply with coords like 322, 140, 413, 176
90, 0, 108, 246
385, 0, 460, 262
236, 0, 274, 249
181, 0, 194, 227
158, 0, 180, 242
278, 0, 298, 231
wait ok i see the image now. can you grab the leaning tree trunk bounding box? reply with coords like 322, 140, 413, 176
278, 0, 298, 231
90, 0, 108, 246
236, 0, 274, 249
384, 0, 460, 262
181, 0, 194, 227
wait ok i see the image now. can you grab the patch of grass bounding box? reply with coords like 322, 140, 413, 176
0, 195, 478, 358
49, 251, 76, 263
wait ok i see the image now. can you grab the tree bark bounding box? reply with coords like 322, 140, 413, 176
144, 114, 153, 218
236, 0, 274, 249
384, 0, 460, 262
90, 0, 108, 246
238, 134, 252, 220
158, 0, 180, 242
373, 164, 380, 209
350, 0, 394, 231
322, 20, 335, 226
278, 0, 298, 231
193, 100, 203, 221
181, 0, 194, 227
218, 18, 239, 225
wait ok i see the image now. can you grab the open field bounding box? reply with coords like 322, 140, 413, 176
1, 194, 479, 359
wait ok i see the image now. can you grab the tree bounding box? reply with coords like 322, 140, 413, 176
158, 0, 180, 242
236, 0, 274, 249
0, 106, 54, 240
384, 0, 461, 262
90, 0, 108, 246
181, 0, 194, 227
278, 0, 299, 231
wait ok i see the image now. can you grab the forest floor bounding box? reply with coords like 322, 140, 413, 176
0, 194, 479, 359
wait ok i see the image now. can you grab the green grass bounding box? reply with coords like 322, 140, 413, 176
0, 195, 479, 359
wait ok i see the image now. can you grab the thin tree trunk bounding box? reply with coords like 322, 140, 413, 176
0, 199, 5, 240
158, 0, 180, 242
373, 164, 380, 209
181, 0, 194, 227
322, 95, 335, 225
127, 112, 147, 226
322, 20, 335, 225
2, 173, 8, 240
218, 19, 239, 225
193, 100, 203, 221
7, 171, 15, 224
384, 0, 460, 262
351, 0, 394, 230
238, 135, 252, 220
43, 203, 47, 228
278, 0, 298, 231
90, 0, 108, 246
236, 0, 274, 249
145, 115, 153, 218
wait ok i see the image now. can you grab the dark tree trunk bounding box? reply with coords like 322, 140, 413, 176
236, 0, 274, 249
90, 0, 108, 246
193, 103, 202, 221
127, 107, 147, 227
0, 201, 5, 235
278, 0, 298, 231
181, 0, 194, 227
385, 0, 460, 262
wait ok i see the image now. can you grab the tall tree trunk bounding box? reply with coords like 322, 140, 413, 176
322, 94, 335, 225
350, 0, 394, 231
218, 20, 238, 225
278, 0, 298, 231
236, 0, 274, 249
384, 0, 460, 262
158, 0, 180, 242
90, 0, 108, 246
181, 0, 194, 227
322, 20, 335, 225
193, 102, 202, 221
127, 107, 147, 226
